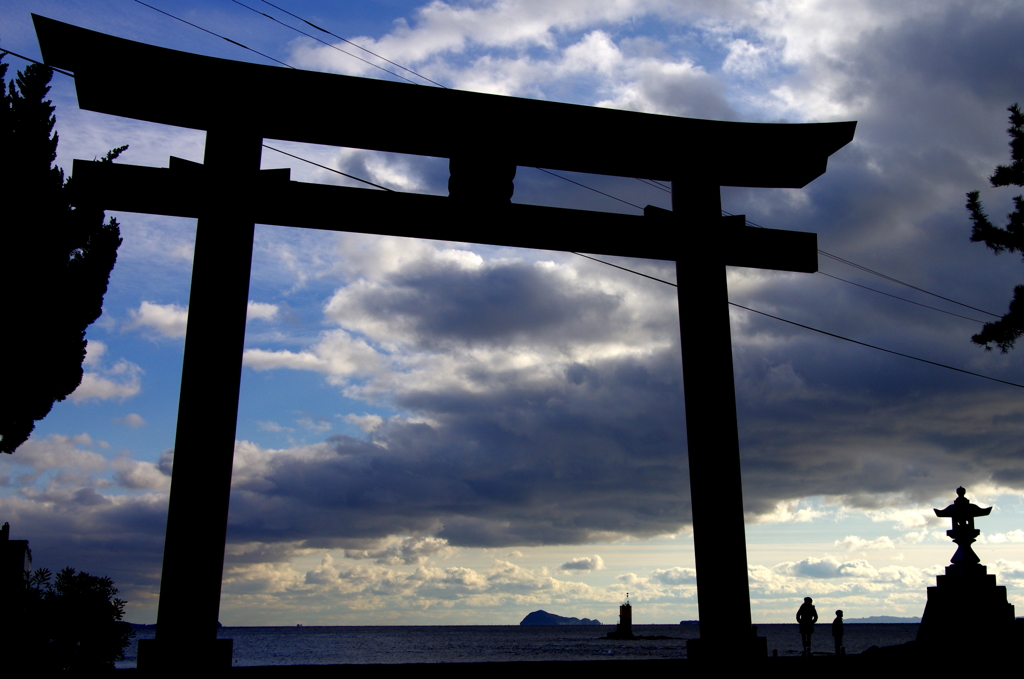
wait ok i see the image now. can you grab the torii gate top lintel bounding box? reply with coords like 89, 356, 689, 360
33, 14, 855, 188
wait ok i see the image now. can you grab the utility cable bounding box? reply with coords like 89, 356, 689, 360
231, 0, 419, 84
0, 48, 74, 77
737, 214, 999, 319
258, 0, 446, 87
536, 169, 644, 211
817, 250, 1001, 318
134, 0, 295, 68
262, 144, 393, 191
635, 177, 671, 194
817, 272, 987, 324
572, 252, 673, 286
572, 252, 1024, 390
730, 302, 1024, 389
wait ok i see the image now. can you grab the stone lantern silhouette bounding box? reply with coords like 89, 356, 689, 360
917, 487, 1016, 647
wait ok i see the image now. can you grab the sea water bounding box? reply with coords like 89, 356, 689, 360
117, 623, 920, 668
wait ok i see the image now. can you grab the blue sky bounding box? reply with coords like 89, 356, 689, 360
2, 0, 1024, 626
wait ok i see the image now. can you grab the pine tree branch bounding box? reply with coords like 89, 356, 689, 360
967, 190, 1021, 254
972, 284, 1024, 352
990, 103, 1024, 188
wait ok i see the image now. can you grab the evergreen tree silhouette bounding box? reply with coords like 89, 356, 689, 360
967, 103, 1024, 352
0, 56, 125, 453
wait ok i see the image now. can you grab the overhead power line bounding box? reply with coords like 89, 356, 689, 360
730, 302, 1023, 389
737, 210, 999, 319
262, 144, 393, 191
817, 250, 1002, 318
535, 169, 644, 210
817, 271, 987, 324
0, 48, 74, 77
231, 0, 420, 84
572, 252, 1024, 390
134, 0, 295, 68
258, 0, 446, 87
634, 177, 671, 194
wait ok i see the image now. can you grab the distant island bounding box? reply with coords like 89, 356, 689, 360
520, 610, 601, 626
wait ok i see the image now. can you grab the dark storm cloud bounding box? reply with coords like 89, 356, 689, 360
696, 2, 1024, 515
228, 348, 693, 548
232, 246, 693, 549
327, 259, 629, 349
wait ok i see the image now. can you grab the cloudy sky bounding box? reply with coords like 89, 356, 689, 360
2, 0, 1024, 626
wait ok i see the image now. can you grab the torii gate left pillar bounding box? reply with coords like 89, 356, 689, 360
673, 180, 752, 659
137, 128, 263, 668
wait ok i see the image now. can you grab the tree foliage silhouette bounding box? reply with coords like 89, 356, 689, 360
20, 567, 134, 671
0, 56, 125, 453
967, 103, 1024, 352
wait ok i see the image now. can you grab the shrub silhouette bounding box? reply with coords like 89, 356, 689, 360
23, 567, 134, 671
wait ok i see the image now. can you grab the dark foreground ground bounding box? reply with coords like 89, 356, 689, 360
118, 644, 962, 675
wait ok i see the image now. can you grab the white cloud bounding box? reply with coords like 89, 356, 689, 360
83, 340, 106, 366
296, 417, 332, 432
560, 555, 605, 571
247, 301, 279, 322
125, 301, 189, 338
985, 530, 1024, 544
752, 500, 824, 523
775, 556, 879, 579
834, 535, 896, 551
71, 359, 143, 403
243, 330, 381, 383
992, 559, 1024, 581
650, 567, 697, 585
721, 37, 778, 77
11, 433, 107, 472
344, 413, 384, 432
111, 453, 170, 491
345, 536, 454, 565
243, 348, 327, 372
257, 420, 294, 433
115, 413, 146, 428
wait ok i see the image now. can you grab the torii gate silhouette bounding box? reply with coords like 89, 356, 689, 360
33, 15, 854, 668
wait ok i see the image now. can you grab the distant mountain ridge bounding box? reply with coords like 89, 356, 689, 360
844, 616, 921, 623
520, 610, 601, 626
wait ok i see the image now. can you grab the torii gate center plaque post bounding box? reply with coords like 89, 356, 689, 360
34, 15, 855, 668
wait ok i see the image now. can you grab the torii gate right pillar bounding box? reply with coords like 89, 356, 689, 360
673, 180, 754, 658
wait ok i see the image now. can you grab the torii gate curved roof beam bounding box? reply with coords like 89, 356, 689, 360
34, 14, 854, 188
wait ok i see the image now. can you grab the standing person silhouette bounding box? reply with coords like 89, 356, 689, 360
796, 597, 818, 656
832, 610, 844, 655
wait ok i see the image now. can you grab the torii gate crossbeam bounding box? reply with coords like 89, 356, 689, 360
34, 14, 855, 668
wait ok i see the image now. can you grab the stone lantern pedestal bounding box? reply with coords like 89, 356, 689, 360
917, 488, 1017, 648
